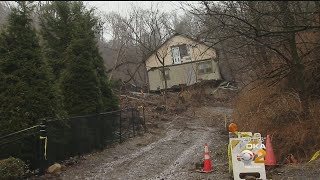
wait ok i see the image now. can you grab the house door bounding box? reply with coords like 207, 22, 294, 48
172, 47, 181, 64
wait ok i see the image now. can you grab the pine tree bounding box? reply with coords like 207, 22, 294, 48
61, 37, 102, 115
0, 2, 57, 134
40, 1, 72, 81
40, 1, 118, 116
95, 55, 119, 112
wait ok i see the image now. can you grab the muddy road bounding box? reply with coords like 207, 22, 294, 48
40, 103, 320, 180
59, 106, 232, 180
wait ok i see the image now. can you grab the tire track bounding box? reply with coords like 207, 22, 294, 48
147, 129, 214, 180
60, 106, 233, 180
86, 129, 182, 179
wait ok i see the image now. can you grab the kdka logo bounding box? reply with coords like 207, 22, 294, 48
238, 136, 267, 164
245, 143, 266, 163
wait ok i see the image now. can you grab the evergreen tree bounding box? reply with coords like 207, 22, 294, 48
61, 36, 102, 115
95, 55, 119, 112
0, 2, 57, 134
40, 1, 72, 81
40, 1, 118, 116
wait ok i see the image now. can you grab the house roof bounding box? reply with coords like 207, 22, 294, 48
144, 33, 215, 63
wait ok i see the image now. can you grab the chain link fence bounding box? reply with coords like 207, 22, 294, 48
0, 107, 146, 175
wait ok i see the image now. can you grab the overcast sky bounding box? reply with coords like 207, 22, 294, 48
84, 1, 186, 17
84, 1, 196, 40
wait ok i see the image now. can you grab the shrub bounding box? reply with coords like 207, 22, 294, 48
232, 80, 320, 162
0, 157, 26, 179
0, 2, 58, 135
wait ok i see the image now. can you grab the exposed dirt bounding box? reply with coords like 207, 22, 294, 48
57, 106, 232, 180
30, 85, 320, 180
269, 159, 320, 180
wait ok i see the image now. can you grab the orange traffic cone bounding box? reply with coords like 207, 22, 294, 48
265, 135, 277, 166
203, 143, 213, 173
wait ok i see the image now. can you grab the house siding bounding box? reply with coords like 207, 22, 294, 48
148, 59, 221, 91
145, 35, 217, 70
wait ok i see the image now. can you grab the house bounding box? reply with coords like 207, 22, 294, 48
145, 34, 221, 91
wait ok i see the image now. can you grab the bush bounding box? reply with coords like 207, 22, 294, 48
0, 157, 26, 179
232, 80, 320, 162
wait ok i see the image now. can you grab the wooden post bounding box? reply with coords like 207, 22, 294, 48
224, 113, 227, 129
119, 110, 122, 143
132, 108, 135, 137
143, 106, 147, 133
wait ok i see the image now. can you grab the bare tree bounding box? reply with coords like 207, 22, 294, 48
185, 2, 320, 85
180, 1, 320, 115
102, 3, 176, 106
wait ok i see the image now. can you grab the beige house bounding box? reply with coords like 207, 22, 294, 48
146, 34, 221, 91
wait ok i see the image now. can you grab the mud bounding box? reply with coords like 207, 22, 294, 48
58, 106, 231, 180
34, 92, 320, 180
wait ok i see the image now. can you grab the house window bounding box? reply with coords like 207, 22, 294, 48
160, 68, 170, 81
171, 44, 189, 64
178, 44, 188, 58
197, 61, 213, 75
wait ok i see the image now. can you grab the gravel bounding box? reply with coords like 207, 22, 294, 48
34, 105, 320, 180
58, 106, 231, 180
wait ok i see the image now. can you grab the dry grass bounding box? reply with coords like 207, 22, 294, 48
177, 80, 237, 108
232, 80, 320, 163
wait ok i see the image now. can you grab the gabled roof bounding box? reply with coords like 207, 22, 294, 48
172, 33, 213, 47
145, 33, 215, 62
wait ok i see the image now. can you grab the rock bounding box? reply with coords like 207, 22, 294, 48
61, 165, 67, 171
154, 105, 166, 112
44, 173, 53, 178
64, 157, 78, 165
47, 163, 62, 174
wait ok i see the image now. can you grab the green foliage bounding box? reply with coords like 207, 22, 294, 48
40, 1, 73, 81
61, 38, 102, 115
99, 76, 119, 111
0, 1, 119, 173
0, 157, 27, 179
41, 1, 118, 116
0, 2, 57, 134
94, 51, 119, 111
0, 0, 118, 134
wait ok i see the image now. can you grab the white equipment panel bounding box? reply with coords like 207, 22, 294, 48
228, 132, 267, 180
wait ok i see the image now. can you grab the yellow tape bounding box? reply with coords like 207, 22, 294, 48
309, 150, 320, 163
228, 143, 232, 173
231, 139, 241, 150
40, 136, 48, 160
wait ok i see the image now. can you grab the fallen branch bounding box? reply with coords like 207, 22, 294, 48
120, 95, 157, 105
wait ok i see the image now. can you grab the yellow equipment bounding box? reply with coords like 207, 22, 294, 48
228, 130, 267, 180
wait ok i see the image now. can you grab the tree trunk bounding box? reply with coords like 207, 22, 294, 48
248, 1, 271, 75
279, 1, 308, 116
162, 64, 168, 109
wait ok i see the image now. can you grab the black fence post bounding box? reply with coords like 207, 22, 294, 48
39, 119, 48, 175
132, 108, 135, 137
119, 110, 122, 143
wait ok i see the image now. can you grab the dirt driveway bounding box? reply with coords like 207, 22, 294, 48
34, 102, 320, 180
58, 106, 232, 180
